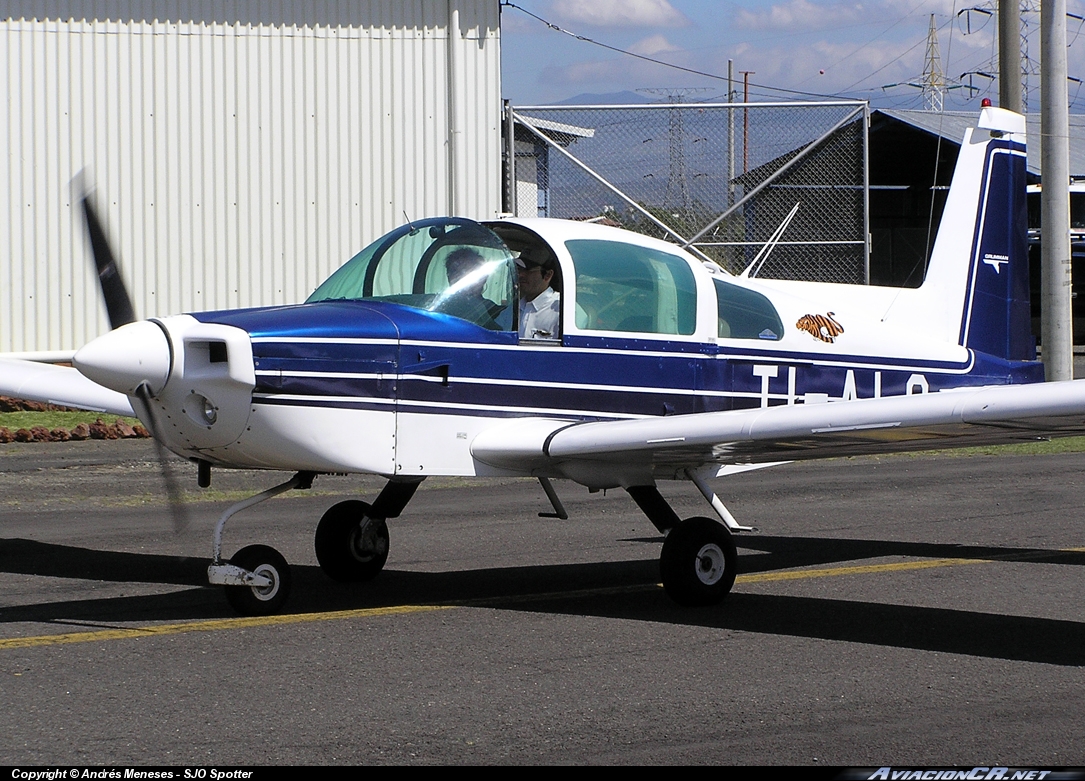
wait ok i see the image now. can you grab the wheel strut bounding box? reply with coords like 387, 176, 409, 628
206, 471, 314, 588
625, 482, 739, 607
685, 467, 754, 533
314, 477, 424, 583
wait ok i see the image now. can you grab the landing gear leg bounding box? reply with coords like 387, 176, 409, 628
207, 471, 315, 616
625, 484, 738, 607
315, 478, 423, 582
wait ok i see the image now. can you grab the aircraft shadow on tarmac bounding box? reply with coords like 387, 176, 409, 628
1, 534, 1083, 667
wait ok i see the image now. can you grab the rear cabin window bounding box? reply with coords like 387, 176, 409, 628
566, 240, 697, 336
713, 278, 783, 340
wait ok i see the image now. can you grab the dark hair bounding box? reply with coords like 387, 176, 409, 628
520, 246, 554, 271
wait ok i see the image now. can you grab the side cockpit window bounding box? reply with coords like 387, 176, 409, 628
566, 239, 697, 335
713, 278, 783, 340
488, 224, 564, 342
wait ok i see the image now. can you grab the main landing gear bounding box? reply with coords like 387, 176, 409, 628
626, 483, 745, 606
208, 474, 423, 616
314, 478, 422, 583
314, 501, 390, 582
659, 516, 737, 606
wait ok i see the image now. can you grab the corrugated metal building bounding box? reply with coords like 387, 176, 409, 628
1, 1, 502, 353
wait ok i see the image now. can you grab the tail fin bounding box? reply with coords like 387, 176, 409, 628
899, 107, 1033, 361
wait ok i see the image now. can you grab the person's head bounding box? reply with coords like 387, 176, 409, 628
445, 247, 488, 294
517, 248, 555, 302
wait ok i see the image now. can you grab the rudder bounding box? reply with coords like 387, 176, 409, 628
900, 107, 1033, 361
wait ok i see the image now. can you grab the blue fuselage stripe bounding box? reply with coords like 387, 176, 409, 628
196, 301, 1045, 419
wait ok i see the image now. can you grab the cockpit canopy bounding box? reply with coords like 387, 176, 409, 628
308, 216, 785, 343
307, 218, 519, 331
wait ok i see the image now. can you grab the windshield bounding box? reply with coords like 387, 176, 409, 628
307, 218, 518, 331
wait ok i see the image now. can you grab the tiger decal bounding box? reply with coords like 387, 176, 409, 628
795, 312, 844, 343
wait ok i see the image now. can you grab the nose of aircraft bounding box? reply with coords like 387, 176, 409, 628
73, 320, 172, 396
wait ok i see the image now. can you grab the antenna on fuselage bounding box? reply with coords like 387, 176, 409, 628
741, 202, 800, 279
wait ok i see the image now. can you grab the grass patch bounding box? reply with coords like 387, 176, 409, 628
897, 435, 1085, 458
0, 411, 142, 430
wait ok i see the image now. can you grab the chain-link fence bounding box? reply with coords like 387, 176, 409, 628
505, 101, 870, 284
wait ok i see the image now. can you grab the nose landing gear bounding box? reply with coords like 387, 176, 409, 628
224, 544, 292, 615
208, 474, 423, 616
207, 471, 313, 616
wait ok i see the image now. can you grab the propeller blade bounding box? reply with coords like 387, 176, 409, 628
134, 382, 190, 533
81, 193, 137, 330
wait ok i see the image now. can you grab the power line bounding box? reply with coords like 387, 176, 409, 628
500, 1, 849, 101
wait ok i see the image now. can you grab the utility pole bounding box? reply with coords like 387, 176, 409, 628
1041, 0, 1074, 379
728, 60, 735, 207
741, 71, 755, 173
999, 0, 1023, 111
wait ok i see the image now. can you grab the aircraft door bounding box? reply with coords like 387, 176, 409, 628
373, 222, 521, 476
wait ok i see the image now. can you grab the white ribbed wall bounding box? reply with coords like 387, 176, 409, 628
1, 1, 502, 352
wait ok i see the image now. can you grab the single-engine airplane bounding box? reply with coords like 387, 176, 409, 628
4, 105, 1085, 615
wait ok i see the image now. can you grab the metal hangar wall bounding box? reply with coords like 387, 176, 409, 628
0, 1, 502, 353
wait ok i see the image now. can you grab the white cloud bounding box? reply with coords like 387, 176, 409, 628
629, 34, 680, 56
734, 0, 868, 32
732, 0, 959, 33
550, 0, 689, 28
539, 52, 690, 94
725, 33, 971, 97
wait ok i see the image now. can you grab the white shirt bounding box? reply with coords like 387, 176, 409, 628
519, 286, 560, 339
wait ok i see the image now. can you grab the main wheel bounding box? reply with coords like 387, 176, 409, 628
315, 500, 390, 582
224, 544, 292, 616
659, 516, 737, 606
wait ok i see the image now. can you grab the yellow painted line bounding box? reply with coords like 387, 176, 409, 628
0, 604, 453, 650
6, 548, 1082, 650
736, 556, 987, 584
734, 546, 1085, 584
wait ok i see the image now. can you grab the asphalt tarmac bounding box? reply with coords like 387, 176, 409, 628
1, 439, 1083, 765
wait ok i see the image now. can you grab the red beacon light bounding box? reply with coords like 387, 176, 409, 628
981, 98, 992, 107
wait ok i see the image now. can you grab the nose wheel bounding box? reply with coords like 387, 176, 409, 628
223, 544, 292, 616
659, 517, 737, 606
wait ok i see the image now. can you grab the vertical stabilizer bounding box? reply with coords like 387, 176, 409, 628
899, 107, 1032, 361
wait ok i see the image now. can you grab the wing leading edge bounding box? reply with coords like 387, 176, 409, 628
471, 380, 1085, 480
0, 357, 134, 416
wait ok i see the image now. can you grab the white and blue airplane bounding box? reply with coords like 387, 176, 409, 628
3, 105, 1085, 615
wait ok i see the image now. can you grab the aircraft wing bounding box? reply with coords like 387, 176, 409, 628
0, 357, 134, 416
472, 380, 1085, 477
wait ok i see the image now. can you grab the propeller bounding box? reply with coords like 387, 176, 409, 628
78, 178, 189, 531
81, 191, 136, 330
132, 382, 190, 532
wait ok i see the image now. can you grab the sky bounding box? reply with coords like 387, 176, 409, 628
499, 0, 1085, 112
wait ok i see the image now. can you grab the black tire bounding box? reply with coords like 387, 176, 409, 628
659, 516, 737, 606
224, 544, 292, 616
314, 500, 390, 582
